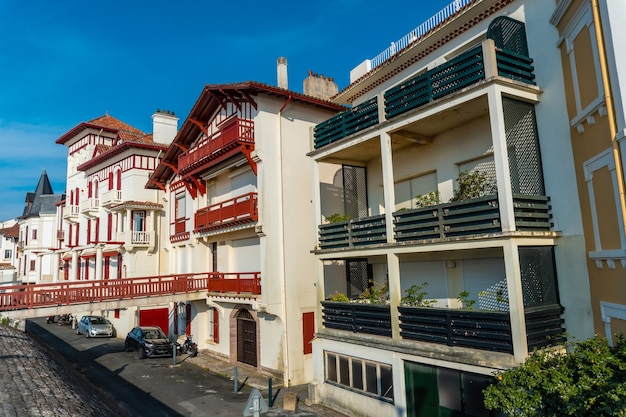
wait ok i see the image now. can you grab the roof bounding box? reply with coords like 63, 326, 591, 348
108, 201, 164, 211
147, 81, 347, 189
20, 170, 65, 219
56, 113, 148, 145
0, 223, 19, 239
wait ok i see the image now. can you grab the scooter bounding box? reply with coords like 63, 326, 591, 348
176, 335, 198, 357
57, 314, 73, 326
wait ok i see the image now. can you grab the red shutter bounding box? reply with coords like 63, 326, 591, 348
108, 172, 113, 190
107, 213, 112, 241
303, 312, 315, 355
213, 308, 219, 343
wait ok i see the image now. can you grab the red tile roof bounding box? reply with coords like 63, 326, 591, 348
0, 223, 19, 239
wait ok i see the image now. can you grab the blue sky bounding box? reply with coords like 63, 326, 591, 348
0, 0, 451, 221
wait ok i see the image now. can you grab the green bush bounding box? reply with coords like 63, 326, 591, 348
415, 191, 442, 208
450, 170, 495, 202
325, 213, 350, 223
483, 334, 626, 416
358, 281, 389, 304
401, 282, 436, 307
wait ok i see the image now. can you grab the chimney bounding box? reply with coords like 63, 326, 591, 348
303, 70, 339, 100
277, 57, 288, 89
152, 109, 179, 146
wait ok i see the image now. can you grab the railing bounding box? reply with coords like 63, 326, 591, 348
370, 0, 476, 70
321, 301, 392, 337
131, 231, 151, 244
399, 306, 514, 353
0, 271, 262, 311
384, 44, 485, 119
195, 192, 258, 232
319, 214, 386, 249
313, 97, 378, 149
319, 302, 565, 354
101, 189, 122, 207
80, 198, 100, 213
207, 272, 261, 295
314, 40, 535, 149
178, 118, 254, 174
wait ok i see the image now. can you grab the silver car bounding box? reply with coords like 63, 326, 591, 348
76, 315, 114, 338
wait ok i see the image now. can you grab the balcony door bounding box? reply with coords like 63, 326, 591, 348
236, 309, 257, 367
343, 165, 368, 220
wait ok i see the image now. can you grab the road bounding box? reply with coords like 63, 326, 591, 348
25, 317, 309, 417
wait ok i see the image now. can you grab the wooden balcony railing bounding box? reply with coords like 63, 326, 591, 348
319, 214, 386, 250
195, 192, 258, 233
178, 118, 254, 174
0, 271, 262, 311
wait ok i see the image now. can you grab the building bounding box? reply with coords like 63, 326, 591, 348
16, 170, 64, 284
550, 0, 626, 344
54, 111, 177, 335
308, 1, 593, 416
0, 220, 19, 286
147, 63, 345, 385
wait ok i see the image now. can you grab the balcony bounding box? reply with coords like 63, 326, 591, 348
207, 272, 261, 295
101, 189, 122, 208
63, 204, 79, 223
195, 192, 258, 234
318, 194, 551, 250
79, 198, 100, 218
320, 302, 564, 355
178, 118, 254, 175
313, 40, 535, 150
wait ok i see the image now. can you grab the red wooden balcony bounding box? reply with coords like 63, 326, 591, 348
195, 192, 258, 233
207, 272, 261, 295
178, 118, 254, 175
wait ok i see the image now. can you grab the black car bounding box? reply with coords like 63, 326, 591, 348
124, 326, 174, 359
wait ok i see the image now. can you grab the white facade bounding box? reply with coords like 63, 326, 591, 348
0, 220, 18, 286
55, 111, 177, 337
308, 1, 593, 416
150, 83, 345, 386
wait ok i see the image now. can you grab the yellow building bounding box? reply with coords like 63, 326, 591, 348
551, 0, 626, 341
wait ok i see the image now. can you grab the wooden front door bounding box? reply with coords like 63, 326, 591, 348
236, 309, 257, 367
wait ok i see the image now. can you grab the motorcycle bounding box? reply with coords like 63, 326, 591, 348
57, 314, 73, 326
176, 335, 198, 357
46, 315, 55, 324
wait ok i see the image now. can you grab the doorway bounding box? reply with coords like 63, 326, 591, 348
236, 309, 257, 367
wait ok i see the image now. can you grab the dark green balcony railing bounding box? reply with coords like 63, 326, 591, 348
319, 214, 386, 250
495, 48, 535, 84
385, 45, 485, 119
393, 194, 551, 243
398, 303, 564, 354
313, 97, 379, 149
321, 301, 392, 337
398, 306, 514, 353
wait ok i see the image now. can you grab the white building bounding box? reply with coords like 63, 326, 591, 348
0, 220, 19, 286
148, 70, 345, 385
308, 1, 593, 416
55, 111, 177, 336
16, 170, 64, 284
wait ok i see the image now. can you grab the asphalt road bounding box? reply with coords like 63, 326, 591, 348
25, 317, 270, 417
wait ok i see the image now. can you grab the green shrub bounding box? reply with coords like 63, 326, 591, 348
329, 292, 350, 302
484, 334, 626, 416
401, 282, 436, 307
450, 170, 495, 202
415, 191, 442, 208
358, 281, 389, 304
325, 213, 350, 223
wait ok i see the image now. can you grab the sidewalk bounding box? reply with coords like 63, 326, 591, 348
185, 351, 349, 417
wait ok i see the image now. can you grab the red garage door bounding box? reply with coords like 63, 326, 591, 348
139, 308, 169, 336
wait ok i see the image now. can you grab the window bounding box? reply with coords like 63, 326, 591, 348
32, 229, 37, 240
394, 171, 438, 210
4, 249, 11, 259
132, 211, 146, 231
29, 259, 36, 271
325, 352, 393, 402
208, 307, 219, 343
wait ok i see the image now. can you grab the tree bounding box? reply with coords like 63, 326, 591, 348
483, 334, 626, 416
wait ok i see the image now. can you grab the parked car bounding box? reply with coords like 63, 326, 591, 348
76, 315, 114, 338
124, 326, 174, 359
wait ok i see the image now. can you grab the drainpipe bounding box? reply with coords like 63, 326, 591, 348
278, 95, 292, 387
591, 0, 626, 238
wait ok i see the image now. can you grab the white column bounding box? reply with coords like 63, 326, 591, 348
71, 251, 78, 281
95, 246, 103, 280
36, 254, 43, 284
502, 240, 528, 362
52, 253, 60, 282
387, 253, 401, 339
487, 87, 516, 231
380, 132, 396, 242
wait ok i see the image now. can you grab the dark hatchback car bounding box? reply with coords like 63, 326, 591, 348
124, 326, 174, 359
